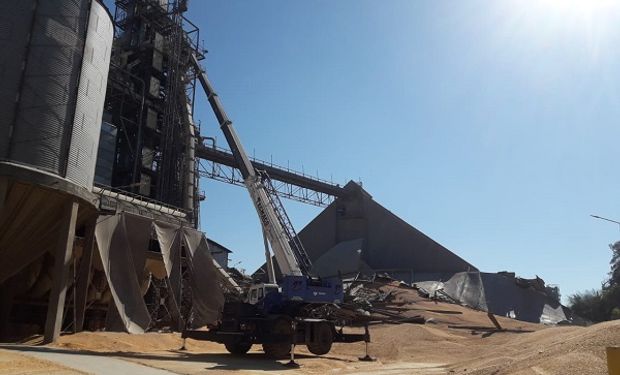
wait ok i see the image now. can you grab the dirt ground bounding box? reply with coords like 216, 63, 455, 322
1, 296, 618, 374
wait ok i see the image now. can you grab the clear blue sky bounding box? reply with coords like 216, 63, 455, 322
107, 0, 620, 302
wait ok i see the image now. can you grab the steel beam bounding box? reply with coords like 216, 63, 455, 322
43, 200, 79, 344
74, 217, 97, 332
196, 145, 347, 199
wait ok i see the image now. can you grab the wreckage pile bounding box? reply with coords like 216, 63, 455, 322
340, 276, 428, 324
308, 274, 459, 327
319, 272, 580, 330
340, 271, 579, 326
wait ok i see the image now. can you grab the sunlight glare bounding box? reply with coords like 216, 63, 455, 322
540, 0, 618, 13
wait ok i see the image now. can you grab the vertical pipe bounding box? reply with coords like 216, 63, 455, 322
184, 104, 197, 217
128, 73, 146, 193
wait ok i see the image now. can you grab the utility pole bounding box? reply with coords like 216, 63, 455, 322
591, 215, 620, 231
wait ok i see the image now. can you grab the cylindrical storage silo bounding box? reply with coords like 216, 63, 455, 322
0, 0, 113, 190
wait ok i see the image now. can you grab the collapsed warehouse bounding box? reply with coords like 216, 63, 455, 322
0, 0, 574, 345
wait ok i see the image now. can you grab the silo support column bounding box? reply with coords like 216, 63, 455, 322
43, 200, 79, 344
74, 217, 96, 332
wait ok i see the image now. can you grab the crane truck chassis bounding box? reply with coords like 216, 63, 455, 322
183, 276, 370, 358
183, 300, 369, 358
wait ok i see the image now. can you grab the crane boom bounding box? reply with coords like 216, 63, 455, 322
192, 54, 312, 277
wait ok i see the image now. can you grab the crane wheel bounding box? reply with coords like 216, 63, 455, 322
263, 317, 293, 359
307, 322, 333, 355
225, 340, 252, 355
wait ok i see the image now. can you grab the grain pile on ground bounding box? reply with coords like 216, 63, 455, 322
450, 320, 620, 375
0, 349, 84, 374
51, 331, 197, 353
1, 289, 617, 374
38, 318, 615, 375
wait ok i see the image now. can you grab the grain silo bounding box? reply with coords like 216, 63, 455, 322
0, 0, 113, 343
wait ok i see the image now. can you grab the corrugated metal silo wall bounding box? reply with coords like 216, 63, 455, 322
66, 1, 113, 188
8, 0, 90, 175
0, 0, 37, 158
0, 0, 113, 190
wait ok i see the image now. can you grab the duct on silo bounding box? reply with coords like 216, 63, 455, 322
184, 104, 198, 218
0, 0, 113, 191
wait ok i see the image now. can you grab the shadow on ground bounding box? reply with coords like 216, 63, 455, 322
0, 344, 354, 372
447, 325, 534, 338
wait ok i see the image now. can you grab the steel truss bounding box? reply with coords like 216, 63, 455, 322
197, 147, 345, 208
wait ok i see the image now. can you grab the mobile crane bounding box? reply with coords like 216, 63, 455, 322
182, 54, 368, 358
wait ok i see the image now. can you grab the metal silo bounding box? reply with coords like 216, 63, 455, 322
0, 0, 114, 343
0, 0, 113, 190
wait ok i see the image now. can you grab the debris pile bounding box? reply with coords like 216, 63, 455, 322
320, 271, 576, 329
311, 273, 456, 326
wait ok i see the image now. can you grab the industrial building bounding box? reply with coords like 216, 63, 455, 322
207, 239, 232, 269
0, 0, 572, 345
0, 0, 223, 342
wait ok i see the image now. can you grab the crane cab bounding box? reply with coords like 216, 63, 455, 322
246, 283, 280, 305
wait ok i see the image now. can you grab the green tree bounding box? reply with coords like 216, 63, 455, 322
607, 241, 620, 289
568, 241, 620, 322
568, 290, 606, 323
601, 284, 620, 320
